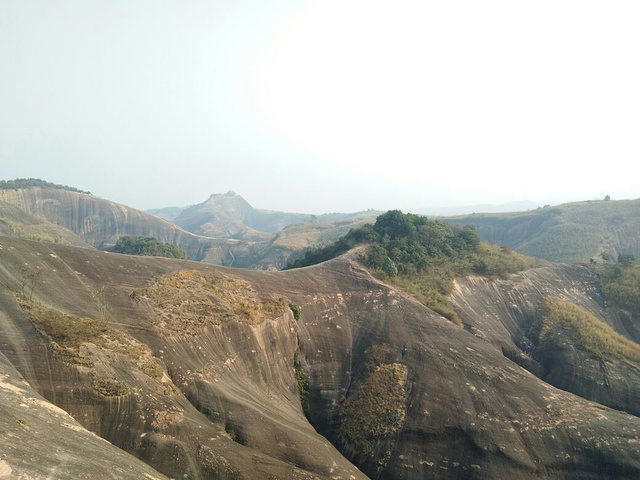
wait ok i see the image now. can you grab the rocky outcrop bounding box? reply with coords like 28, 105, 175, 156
0, 236, 366, 479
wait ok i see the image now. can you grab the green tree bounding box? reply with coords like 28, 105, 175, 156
114, 236, 187, 259
381, 257, 398, 277
373, 210, 416, 239
618, 253, 637, 268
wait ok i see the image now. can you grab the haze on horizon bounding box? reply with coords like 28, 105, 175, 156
1, 1, 639, 215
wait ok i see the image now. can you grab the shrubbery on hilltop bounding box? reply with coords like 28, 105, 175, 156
287, 210, 535, 324
114, 235, 187, 259
0, 178, 91, 194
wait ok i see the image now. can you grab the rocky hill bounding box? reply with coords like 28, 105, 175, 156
0, 185, 377, 269
0, 235, 639, 479
449, 265, 640, 417
173, 191, 308, 239
171, 190, 378, 244
443, 198, 640, 263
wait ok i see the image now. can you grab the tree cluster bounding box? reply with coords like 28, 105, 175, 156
0, 178, 91, 194
285, 210, 532, 324
597, 253, 640, 315
114, 236, 187, 259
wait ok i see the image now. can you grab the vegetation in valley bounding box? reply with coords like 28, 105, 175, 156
287, 210, 535, 324
0, 178, 91, 194
593, 253, 640, 316
445, 198, 640, 264
537, 296, 640, 362
340, 362, 408, 456
294, 363, 309, 416
114, 235, 188, 259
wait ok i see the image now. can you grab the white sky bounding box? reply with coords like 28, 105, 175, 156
1, 1, 639, 213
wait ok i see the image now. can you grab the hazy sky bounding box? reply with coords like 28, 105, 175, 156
2, 1, 639, 213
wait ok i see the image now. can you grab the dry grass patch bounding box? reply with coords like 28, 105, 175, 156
92, 378, 130, 397
539, 297, 640, 362
140, 269, 289, 334
340, 362, 408, 455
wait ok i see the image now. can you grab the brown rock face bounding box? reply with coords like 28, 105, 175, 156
0, 236, 639, 479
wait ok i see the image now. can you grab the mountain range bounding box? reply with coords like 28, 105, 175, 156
0, 180, 639, 479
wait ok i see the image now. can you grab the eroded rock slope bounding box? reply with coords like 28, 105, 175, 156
0, 236, 638, 479
450, 265, 640, 417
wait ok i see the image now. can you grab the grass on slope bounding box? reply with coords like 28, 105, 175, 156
539, 296, 640, 362
14, 293, 170, 396
15, 293, 148, 363
340, 362, 408, 457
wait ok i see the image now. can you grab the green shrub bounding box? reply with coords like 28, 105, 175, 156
114, 235, 187, 259
289, 302, 302, 320
595, 262, 640, 315
295, 364, 309, 416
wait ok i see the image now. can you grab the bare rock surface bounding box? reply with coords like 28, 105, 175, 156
0, 350, 169, 479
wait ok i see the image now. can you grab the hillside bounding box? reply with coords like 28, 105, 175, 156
449, 264, 640, 418
1, 234, 639, 477
443, 198, 640, 263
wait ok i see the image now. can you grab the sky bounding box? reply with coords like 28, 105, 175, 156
1, 0, 639, 214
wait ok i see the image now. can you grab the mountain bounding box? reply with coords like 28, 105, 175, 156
0, 185, 281, 267
171, 191, 380, 241
442, 198, 640, 264
1, 235, 639, 478
172, 191, 308, 239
